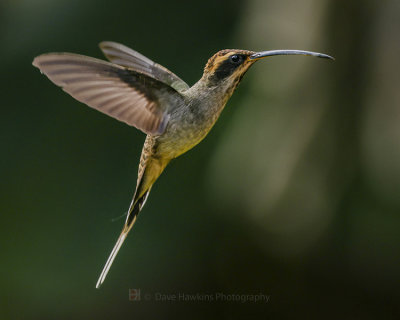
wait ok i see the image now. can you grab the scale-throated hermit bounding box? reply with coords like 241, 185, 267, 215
33, 41, 333, 288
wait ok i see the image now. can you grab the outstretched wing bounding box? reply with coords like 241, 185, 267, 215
33, 53, 183, 135
99, 41, 190, 93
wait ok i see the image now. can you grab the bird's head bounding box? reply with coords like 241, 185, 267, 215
202, 49, 255, 89
200, 48, 333, 95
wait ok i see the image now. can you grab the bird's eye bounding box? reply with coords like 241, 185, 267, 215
230, 54, 241, 64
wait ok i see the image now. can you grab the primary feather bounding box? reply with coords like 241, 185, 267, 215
32, 53, 182, 135
99, 41, 190, 93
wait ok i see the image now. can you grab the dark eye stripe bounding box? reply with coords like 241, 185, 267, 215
211, 54, 244, 80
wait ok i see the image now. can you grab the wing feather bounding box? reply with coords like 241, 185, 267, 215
33, 53, 182, 135
99, 41, 190, 93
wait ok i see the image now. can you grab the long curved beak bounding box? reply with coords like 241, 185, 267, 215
250, 50, 334, 61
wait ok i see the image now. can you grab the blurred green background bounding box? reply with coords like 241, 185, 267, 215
1, 0, 400, 318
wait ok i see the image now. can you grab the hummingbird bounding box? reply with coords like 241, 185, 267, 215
32, 41, 333, 288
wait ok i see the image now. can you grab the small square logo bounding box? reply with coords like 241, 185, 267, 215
129, 288, 141, 301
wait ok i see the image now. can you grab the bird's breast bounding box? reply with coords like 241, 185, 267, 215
155, 95, 227, 159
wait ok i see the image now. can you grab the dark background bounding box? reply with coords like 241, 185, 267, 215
1, 0, 400, 318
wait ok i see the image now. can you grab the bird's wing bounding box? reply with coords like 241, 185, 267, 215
33, 53, 183, 135
99, 41, 190, 93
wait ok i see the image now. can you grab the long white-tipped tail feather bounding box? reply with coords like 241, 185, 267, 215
95, 182, 150, 288
95, 217, 135, 288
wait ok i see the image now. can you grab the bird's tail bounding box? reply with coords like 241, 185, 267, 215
95, 188, 150, 289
